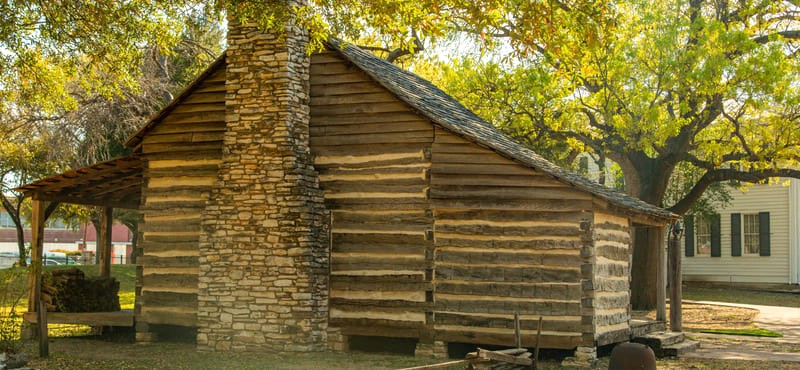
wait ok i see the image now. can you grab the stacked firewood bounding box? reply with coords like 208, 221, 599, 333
41, 268, 121, 312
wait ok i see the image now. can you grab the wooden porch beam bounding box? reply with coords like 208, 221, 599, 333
27, 200, 46, 313
98, 206, 113, 278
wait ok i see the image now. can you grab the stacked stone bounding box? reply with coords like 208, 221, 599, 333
197, 9, 329, 352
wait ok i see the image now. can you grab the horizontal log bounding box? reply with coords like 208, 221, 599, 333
150, 121, 225, 135
311, 111, 424, 126
429, 174, 561, 188
330, 317, 426, 330
431, 163, 538, 176
311, 120, 431, 135
434, 210, 587, 223
181, 92, 224, 104
310, 91, 399, 106
309, 61, 359, 75
138, 255, 199, 267
325, 198, 429, 210
330, 298, 430, 311
334, 222, 429, 234
431, 142, 497, 155
595, 244, 629, 261
435, 265, 581, 283
310, 71, 372, 85
434, 298, 581, 316
431, 199, 593, 212
433, 153, 519, 165
142, 219, 201, 233
435, 236, 581, 250
334, 233, 429, 246
143, 150, 222, 162
429, 186, 592, 201
332, 242, 426, 255
142, 273, 199, 290
434, 224, 581, 238
332, 210, 430, 224
330, 279, 431, 292
310, 81, 387, 97
331, 274, 425, 284
332, 259, 429, 271
435, 250, 581, 267
193, 83, 226, 93
147, 176, 216, 188
318, 164, 427, 176
311, 142, 428, 156
169, 102, 226, 114
310, 130, 432, 146
141, 241, 198, 254
141, 308, 197, 326
434, 312, 581, 333
435, 282, 582, 301
310, 51, 346, 63
142, 291, 197, 309
433, 328, 582, 350
338, 325, 421, 339
596, 327, 631, 347
142, 142, 223, 154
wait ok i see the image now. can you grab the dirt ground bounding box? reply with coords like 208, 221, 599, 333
634, 303, 760, 331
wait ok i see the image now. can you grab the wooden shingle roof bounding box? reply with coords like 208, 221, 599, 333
329, 40, 678, 222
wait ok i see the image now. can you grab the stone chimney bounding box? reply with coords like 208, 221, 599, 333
197, 8, 329, 352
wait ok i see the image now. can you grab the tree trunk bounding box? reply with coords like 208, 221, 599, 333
621, 154, 673, 310
15, 222, 27, 267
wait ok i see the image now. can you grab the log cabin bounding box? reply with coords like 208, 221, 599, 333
18, 20, 678, 360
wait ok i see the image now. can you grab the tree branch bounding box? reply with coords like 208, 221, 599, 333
751, 30, 800, 44
668, 168, 800, 214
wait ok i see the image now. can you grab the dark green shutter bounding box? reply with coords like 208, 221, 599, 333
684, 215, 694, 257
710, 214, 721, 257
759, 212, 771, 256
731, 213, 742, 257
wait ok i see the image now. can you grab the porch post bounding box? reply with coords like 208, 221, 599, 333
656, 225, 666, 322
668, 223, 682, 331
98, 206, 113, 278
23, 199, 46, 338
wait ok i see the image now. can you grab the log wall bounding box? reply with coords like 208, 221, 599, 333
309, 51, 434, 339
138, 67, 226, 329
591, 210, 633, 345
429, 128, 591, 349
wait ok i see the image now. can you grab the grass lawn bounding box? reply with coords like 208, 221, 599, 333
683, 284, 800, 307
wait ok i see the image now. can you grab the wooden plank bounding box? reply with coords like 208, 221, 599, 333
311, 52, 346, 64
311, 91, 399, 106
435, 282, 582, 300
435, 224, 581, 238
150, 122, 225, 135
310, 130, 431, 146
181, 91, 224, 104
143, 291, 197, 309
434, 210, 587, 223
477, 348, 532, 366
429, 186, 592, 201
435, 236, 581, 250
141, 142, 223, 154
311, 121, 431, 136
434, 312, 581, 332
431, 199, 593, 212
329, 317, 425, 329
435, 250, 581, 267
430, 173, 561, 187
434, 329, 582, 350
141, 308, 197, 326
435, 265, 581, 284
431, 163, 538, 176
24, 311, 134, 326
169, 103, 226, 114
310, 72, 372, 85
310, 82, 386, 97
138, 255, 199, 267
309, 61, 359, 75
311, 111, 424, 126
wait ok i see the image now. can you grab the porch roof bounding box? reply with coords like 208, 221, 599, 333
16, 155, 143, 209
